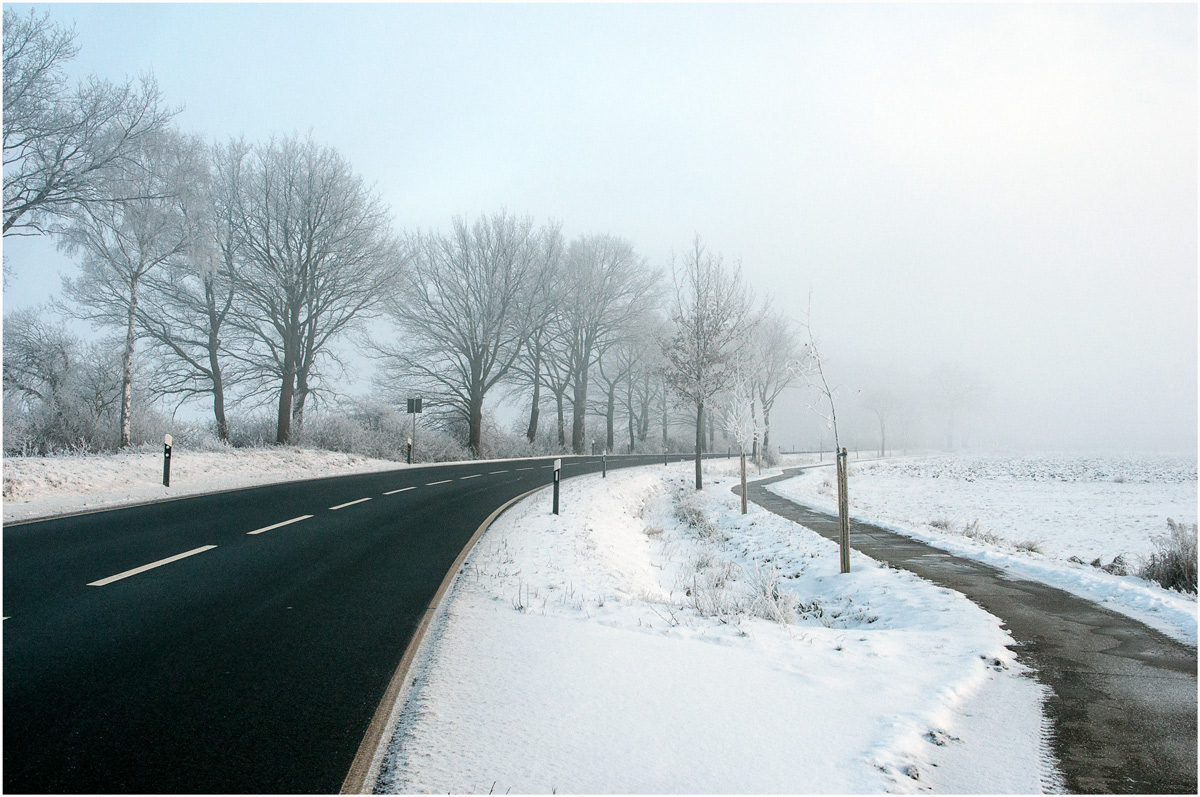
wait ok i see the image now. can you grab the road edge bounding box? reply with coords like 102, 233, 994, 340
339, 483, 550, 794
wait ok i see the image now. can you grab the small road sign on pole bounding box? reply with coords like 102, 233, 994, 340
406, 398, 423, 462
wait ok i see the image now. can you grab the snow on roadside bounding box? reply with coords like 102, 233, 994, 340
2, 446, 410, 523
768, 454, 1198, 647
376, 459, 1056, 794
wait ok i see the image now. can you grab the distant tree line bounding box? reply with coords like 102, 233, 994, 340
2, 8, 809, 479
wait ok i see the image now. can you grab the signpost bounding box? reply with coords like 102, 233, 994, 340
162, 434, 173, 487
552, 458, 561, 515
406, 398, 422, 463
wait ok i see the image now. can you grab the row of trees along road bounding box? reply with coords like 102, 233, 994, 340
3, 8, 809, 476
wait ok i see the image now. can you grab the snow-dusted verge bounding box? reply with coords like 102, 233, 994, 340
769, 454, 1198, 646
2, 446, 411, 523
376, 459, 1058, 794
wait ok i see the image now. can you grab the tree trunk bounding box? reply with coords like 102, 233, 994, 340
276, 332, 298, 444
526, 345, 542, 444
762, 406, 771, 456
626, 379, 636, 453
118, 278, 139, 449
571, 371, 588, 454
292, 365, 310, 434
210, 353, 228, 442
605, 382, 616, 453
205, 279, 229, 443
694, 400, 704, 490
555, 390, 566, 450
468, 392, 484, 457
661, 386, 669, 450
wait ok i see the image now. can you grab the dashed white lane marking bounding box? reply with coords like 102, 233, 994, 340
88, 545, 218, 587
460, 474, 480, 480
515, 467, 534, 471
425, 479, 452, 486
384, 486, 417, 495
330, 497, 372, 510
488, 470, 509, 474
247, 514, 314, 535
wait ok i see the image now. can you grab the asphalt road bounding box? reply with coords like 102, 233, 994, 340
3, 452, 702, 794
747, 467, 1198, 795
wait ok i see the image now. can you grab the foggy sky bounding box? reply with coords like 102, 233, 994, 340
3, 2, 1195, 452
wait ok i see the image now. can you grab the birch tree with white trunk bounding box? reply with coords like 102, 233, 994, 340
57, 127, 200, 448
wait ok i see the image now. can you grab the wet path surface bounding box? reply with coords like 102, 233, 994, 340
746, 468, 1197, 794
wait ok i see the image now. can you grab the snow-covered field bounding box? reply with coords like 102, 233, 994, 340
376, 458, 1059, 794
2, 446, 410, 523
769, 453, 1198, 646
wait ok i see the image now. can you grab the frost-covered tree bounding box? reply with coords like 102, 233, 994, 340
2, 307, 124, 453
664, 235, 755, 489
861, 388, 897, 456
137, 138, 249, 441
56, 127, 201, 447
3, 8, 177, 237
558, 234, 659, 454
508, 222, 565, 445
378, 210, 541, 456
752, 309, 807, 458
930, 363, 986, 450
231, 134, 401, 444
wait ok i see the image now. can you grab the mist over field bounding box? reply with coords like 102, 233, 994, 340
3, 3, 1195, 455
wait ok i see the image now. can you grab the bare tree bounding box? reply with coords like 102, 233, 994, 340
861, 388, 897, 456
752, 309, 807, 458
593, 339, 636, 453
3, 8, 177, 237
56, 127, 200, 447
3, 307, 124, 453
378, 210, 539, 456
664, 235, 755, 489
508, 222, 565, 445
930, 363, 986, 450
137, 138, 249, 441
231, 134, 401, 444
539, 319, 576, 451
559, 233, 659, 454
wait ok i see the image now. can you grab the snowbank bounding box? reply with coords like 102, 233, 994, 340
376, 458, 1057, 793
769, 453, 1198, 646
2, 446, 410, 523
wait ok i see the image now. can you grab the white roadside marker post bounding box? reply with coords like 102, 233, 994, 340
602, 451, 607, 478
162, 434, 173, 487
552, 458, 561, 514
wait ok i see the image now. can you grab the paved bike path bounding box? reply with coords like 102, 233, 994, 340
746, 468, 1197, 794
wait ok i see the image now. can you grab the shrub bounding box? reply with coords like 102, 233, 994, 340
1139, 519, 1197, 594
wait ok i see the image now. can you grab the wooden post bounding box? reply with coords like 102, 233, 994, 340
740, 453, 748, 515
837, 447, 850, 573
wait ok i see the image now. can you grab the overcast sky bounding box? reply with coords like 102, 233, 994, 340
3, 2, 1196, 452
